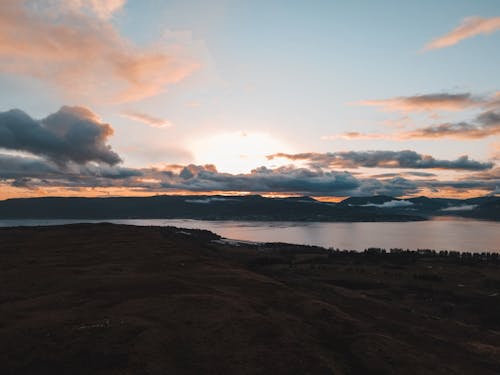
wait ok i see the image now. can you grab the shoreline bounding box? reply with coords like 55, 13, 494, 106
1, 220, 498, 254
1, 221, 498, 254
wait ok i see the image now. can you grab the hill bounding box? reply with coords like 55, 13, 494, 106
0, 194, 498, 221
0, 195, 423, 221
1, 224, 500, 374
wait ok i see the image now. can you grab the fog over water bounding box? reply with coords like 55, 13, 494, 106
1, 217, 498, 253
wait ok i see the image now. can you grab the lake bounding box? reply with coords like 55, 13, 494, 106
0, 217, 498, 253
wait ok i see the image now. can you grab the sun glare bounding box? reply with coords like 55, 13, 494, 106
192, 132, 291, 174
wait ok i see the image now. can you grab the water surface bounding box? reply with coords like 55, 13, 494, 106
1, 217, 498, 253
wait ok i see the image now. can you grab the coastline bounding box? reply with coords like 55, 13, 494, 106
1, 218, 498, 253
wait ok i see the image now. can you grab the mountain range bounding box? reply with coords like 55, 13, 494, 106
0, 194, 498, 221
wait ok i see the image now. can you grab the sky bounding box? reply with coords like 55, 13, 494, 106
0, 0, 499, 200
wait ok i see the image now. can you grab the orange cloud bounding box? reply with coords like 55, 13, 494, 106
358, 93, 480, 113
0, 0, 199, 103
35, 0, 126, 19
424, 16, 500, 51
489, 142, 500, 160
121, 110, 172, 128
73, 0, 125, 19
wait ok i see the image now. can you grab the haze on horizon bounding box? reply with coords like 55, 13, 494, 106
0, 0, 499, 200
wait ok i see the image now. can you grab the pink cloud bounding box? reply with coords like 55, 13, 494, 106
121, 110, 172, 128
33, 0, 126, 19
424, 16, 500, 51
0, 0, 199, 103
358, 93, 481, 113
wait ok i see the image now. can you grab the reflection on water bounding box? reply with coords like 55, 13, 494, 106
0, 217, 499, 253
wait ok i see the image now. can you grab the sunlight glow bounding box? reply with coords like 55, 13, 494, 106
191, 132, 291, 174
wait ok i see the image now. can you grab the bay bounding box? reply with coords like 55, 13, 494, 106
0, 217, 498, 253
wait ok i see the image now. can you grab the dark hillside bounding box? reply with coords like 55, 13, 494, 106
1, 224, 500, 374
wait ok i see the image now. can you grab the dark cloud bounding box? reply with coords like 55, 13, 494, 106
427, 179, 499, 191
0, 106, 121, 165
0, 153, 141, 189
155, 165, 428, 197
179, 164, 218, 180
406, 171, 437, 177
0, 153, 60, 179
353, 176, 420, 197
268, 150, 493, 171
369, 171, 437, 179
405, 110, 500, 139
1, 155, 498, 197
164, 165, 362, 195
477, 110, 500, 126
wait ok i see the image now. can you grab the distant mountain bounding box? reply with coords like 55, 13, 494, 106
460, 196, 500, 220
0, 195, 421, 222
0, 194, 497, 222
337, 195, 396, 206
340, 195, 500, 220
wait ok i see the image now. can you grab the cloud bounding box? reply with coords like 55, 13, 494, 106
0, 106, 121, 165
427, 178, 499, 191
1, 156, 499, 198
491, 143, 500, 160
0, 153, 60, 179
121, 111, 171, 128
369, 171, 437, 178
0, 152, 140, 190
0, 159, 363, 196
441, 204, 478, 212
185, 197, 236, 204
358, 93, 481, 112
1, 104, 497, 198
153, 165, 424, 197
328, 92, 500, 140
360, 200, 414, 208
268, 150, 493, 171
154, 164, 497, 197
166, 165, 362, 195
66, 0, 125, 19
485, 92, 500, 109
0, 0, 199, 103
31, 0, 126, 20
424, 16, 500, 51
404, 110, 500, 139
461, 167, 500, 181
